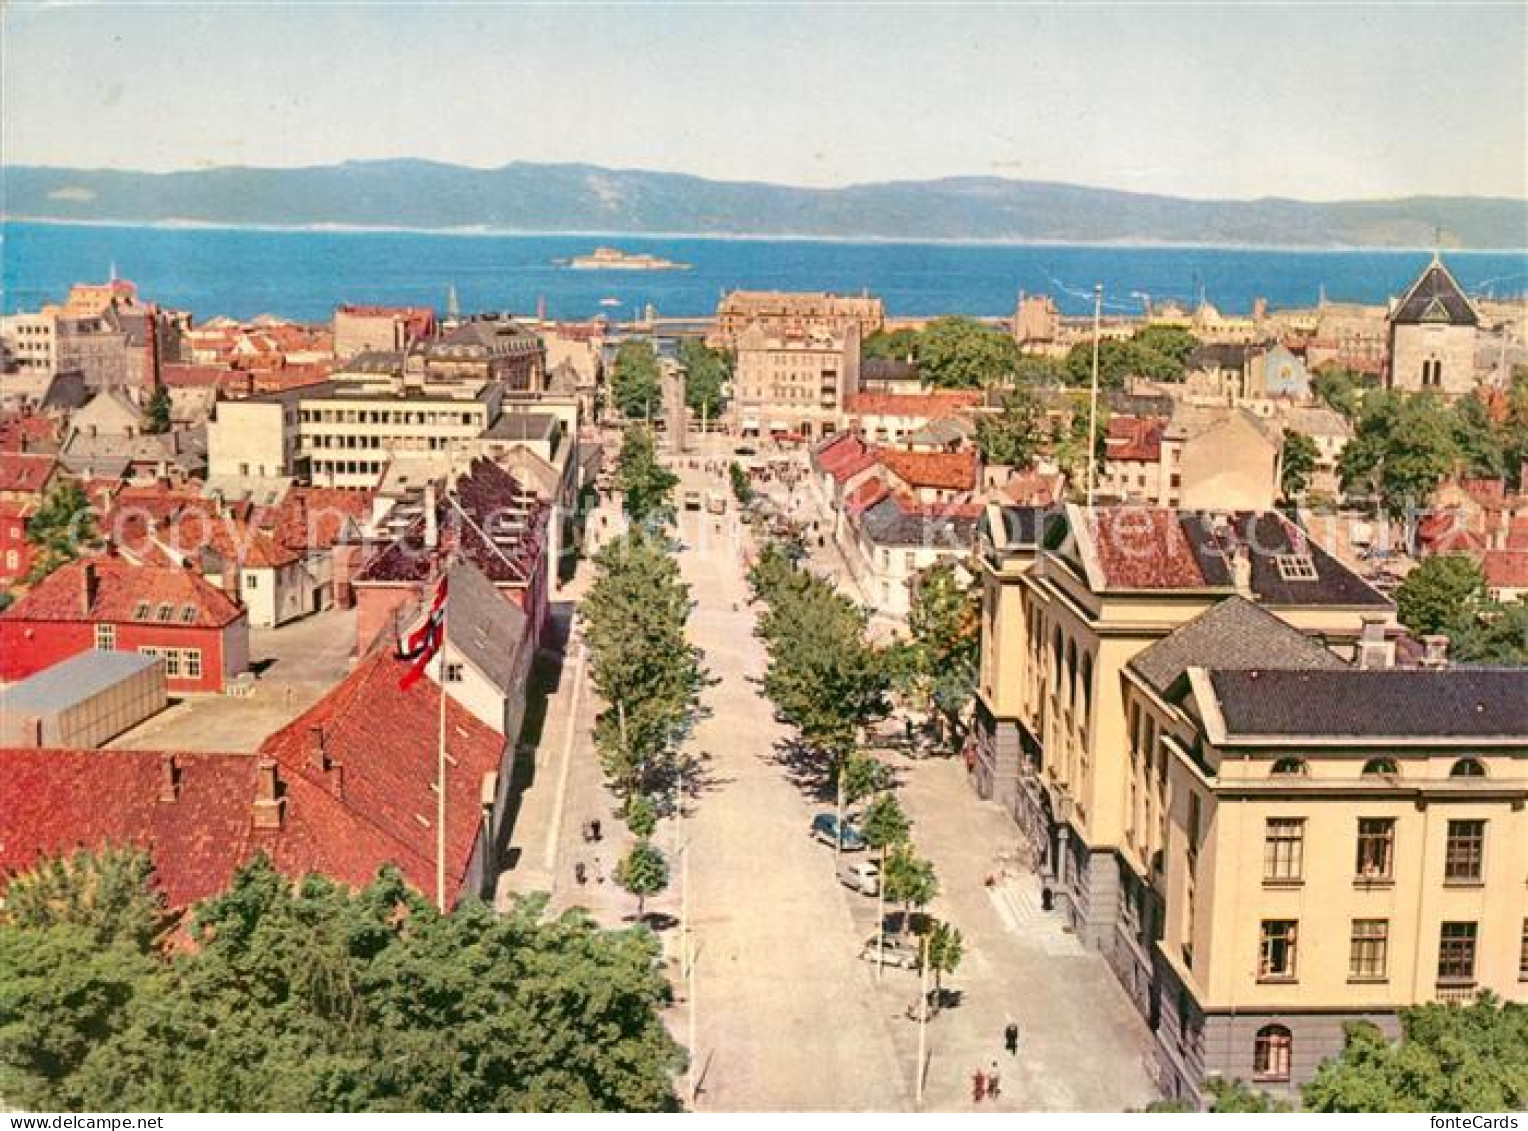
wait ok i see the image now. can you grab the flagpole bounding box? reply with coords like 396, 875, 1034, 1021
437, 592, 448, 913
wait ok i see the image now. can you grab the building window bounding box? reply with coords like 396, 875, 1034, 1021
185, 650, 202, 679
1362, 758, 1398, 776
444, 662, 464, 683
1450, 758, 1486, 778
1259, 920, 1299, 981
244, 573, 259, 589
1253, 1025, 1292, 1083
179, 605, 198, 624
1356, 817, 1396, 881
133, 600, 152, 621
95, 623, 115, 650
1350, 919, 1389, 980
1437, 922, 1478, 983
1444, 820, 1485, 884
1270, 757, 1308, 776
1263, 818, 1305, 883
1520, 920, 1528, 981
162, 650, 182, 678
1274, 553, 1318, 582
156, 602, 174, 622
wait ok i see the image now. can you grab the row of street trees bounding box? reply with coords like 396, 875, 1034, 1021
0, 849, 685, 1112
608, 339, 732, 424
747, 543, 961, 1000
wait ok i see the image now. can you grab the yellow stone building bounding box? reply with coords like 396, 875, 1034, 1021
972, 503, 1528, 1100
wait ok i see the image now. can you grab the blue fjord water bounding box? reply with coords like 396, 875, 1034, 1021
3, 220, 1525, 324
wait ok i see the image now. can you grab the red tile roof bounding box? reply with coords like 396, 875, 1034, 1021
1087, 508, 1207, 589
0, 413, 58, 453
1105, 416, 1167, 463
1506, 517, 1528, 552
0, 648, 508, 909
161, 511, 301, 570
844, 476, 891, 516
259, 486, 373, 553
2, 556, 244, 627
812, 431, 880, 484
0, 453, 57, 494
843, 391, 982, 418
1483, 550, 1528, 590
1416, 510, 1487, 557
1002, 469, 1066, 507
259, 647, 507, 899
0, 749, 260, 908
874, 447, 979, 492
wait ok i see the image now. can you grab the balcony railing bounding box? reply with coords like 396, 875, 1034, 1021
1434, 982, 1479, 1005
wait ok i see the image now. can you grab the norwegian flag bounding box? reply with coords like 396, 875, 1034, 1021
398, 575, 448, 690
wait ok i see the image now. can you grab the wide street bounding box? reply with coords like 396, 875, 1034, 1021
501, 439, 1158, 1111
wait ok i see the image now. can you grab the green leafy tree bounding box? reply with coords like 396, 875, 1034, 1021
1281, 429, 1319, 501
582, 532, 709, 795
25, 480, 99, 583
903, 561, 982, 748
0, 855, 686, 1112
1131, 324, 1200, 370
915, 316, 1017, 389
677, 338, 730, 421
728, 461, 754, 505
1065, 330, 1195, 389
923, 919, 964, 1012
610, 340, 662, 421
615, 842, 670, 924
615, 424, 679, 528
1206, 1077, 1292, 1112
625, 794, 658, 840
1012, 354, 1069, 387
976, 385, 1044, 467
882, 845, 938, 937
144, 385, 172, 434
1339, 391, 1459, 514
840, 752, 885, 807
1395, 554, 1485, 637
861, 327, 921, 362
3, 848, 165, 951
1311, 366, 1371, 420
1303, 996, 1528, 1113
1049, 390, 1111, 499
1447, 599, 1528, 665
1450, 391, 1506, 480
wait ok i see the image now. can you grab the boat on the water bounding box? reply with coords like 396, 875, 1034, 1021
567, 246, 691, 271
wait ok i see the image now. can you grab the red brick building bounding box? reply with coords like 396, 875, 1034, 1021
0, 501, 35, 586
0, 556, 250, 693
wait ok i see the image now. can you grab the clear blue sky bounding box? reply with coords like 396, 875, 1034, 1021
3, 1, 1524, 200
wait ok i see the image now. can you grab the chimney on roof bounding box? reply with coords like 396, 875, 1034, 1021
424, 482, 439, 549
252, 757, 285, 830
1231, 543, 1253, 596
309, 725, 329, 773
81, 560, 99, 614
1356, 614, 1394, 670
158, 754, 180, 803
1420, 634, 1450, 670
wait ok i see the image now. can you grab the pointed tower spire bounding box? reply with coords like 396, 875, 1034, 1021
109, 260, 118, 283
447, 284, 460, 320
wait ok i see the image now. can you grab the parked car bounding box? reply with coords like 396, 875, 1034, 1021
860, 933, 920, 970
836, 858, 880, 896
810, 812, 866, 851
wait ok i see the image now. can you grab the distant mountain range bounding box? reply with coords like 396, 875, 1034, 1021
4, 160, 1525, 248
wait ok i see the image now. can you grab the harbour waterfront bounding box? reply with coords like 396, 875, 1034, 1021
4, 220, 1525, 324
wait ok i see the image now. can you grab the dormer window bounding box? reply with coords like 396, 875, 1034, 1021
1450, 758, 1486, 779
1271, 758, 1309, 777
179, 604, 198, 624
133, 601, 151, 620
1363, 758, 1399, 777
155, 602, 174, 622
1275, 554, 1318, 582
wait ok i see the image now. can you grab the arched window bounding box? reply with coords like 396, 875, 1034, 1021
1253, 1025, 1292, 1082
1271, 758, 1308, 777
1080, 653, 1094, 718
1362, 758, 1399, 777
1450, 758, 1486, 778
1051, 628, 1064, 694
1065, 640, 1078, 709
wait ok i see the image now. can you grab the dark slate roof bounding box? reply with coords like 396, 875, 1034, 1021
1208, 669, 1528, 739
1188, 342, 1256, 370
860, 496, 981, 549
446, 561, 528, 697
1190, 512, 1394, 608
40, 371, 90, 413
1390, 258, 1479, 327
482, 412, 559, 442
861, 358, 920, 383
986, 504, 1063, 550
1129, 596, 1344, 697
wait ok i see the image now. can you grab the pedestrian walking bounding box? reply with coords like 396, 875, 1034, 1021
574, 861, 587, 886
971, 1068, 987, 1103
988, 1062, 1002, 1098
594, 857, 605, 884
1005, 1021, 1020, 1055
590, 818, 602, 842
